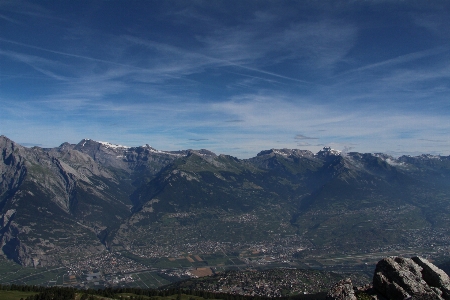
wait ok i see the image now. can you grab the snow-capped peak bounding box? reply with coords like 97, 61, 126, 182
317, 147, 341, 156
97, 141, 130, 149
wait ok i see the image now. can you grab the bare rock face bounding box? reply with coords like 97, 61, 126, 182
328, 257, 450, 300
373, 256, 450, 300
0, 136, 27, 201
412, 257, 450, 299
326, 278, 357, 300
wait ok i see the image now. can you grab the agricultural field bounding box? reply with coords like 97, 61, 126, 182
131, 272, 171, 289
0, 258, 66, 286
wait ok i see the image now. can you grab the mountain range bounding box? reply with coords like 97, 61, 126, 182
1, 135, 450, 267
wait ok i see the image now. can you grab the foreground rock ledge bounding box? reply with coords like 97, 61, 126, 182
327, 256, 450, 300
326, 278, 357, 300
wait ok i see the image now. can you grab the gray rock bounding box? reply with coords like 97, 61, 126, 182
373, 256, 448, 300
412, 257, 450, 300
0, 209, 16, 228
326, 278, 357, 300
0, 136, 27, 201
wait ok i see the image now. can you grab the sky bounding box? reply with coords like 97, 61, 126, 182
1, 0, 449, 158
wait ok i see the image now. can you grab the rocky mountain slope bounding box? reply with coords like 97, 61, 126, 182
1, 135, 450, 266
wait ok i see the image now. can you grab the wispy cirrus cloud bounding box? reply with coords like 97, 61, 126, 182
333, 46, 450, 79
0, 13, 21, 24
0, 0, 65, 21
1, 1, 449, 157
2, 85, 449, 156
122, 35, 311, 84
295, 134, 319, 140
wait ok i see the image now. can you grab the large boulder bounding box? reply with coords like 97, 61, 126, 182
373, 256, 450, 299
412, 257, 450, 299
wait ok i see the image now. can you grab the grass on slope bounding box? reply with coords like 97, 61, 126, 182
0, 290, 39, 300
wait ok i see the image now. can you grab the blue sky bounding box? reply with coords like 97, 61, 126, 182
1, 0, 449, 158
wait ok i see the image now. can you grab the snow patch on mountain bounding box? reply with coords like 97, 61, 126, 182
147, 147, 184, 156
273, 150, 289, 156
97, 141, 130, 149
373, 153, 405, 166
316, 147, 341, 156
81, 139, 89, 147
385, 158, 405, 166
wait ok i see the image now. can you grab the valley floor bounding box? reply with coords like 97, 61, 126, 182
0, 243, 448, 295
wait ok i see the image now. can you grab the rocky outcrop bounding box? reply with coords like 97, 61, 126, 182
412, 257, 450, 299
0, 136, 27, 202
328, 257, 450, 300
326, 257, 450, 300
0, 209, 16, 228
326, 278, 357, 300
0, 209, 33, 266
373, 256, 450, 299
1, 227, 33, 266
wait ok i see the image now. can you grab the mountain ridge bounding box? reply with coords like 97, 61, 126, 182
1, 135, 450, 268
